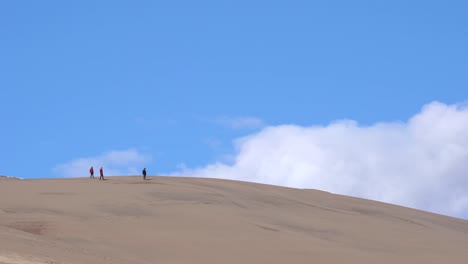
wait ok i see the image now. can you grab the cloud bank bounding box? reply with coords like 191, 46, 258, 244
54, 149, 151, 177
178, 102, 468, 218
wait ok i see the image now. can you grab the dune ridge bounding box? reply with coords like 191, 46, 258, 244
1, 176, 467, 264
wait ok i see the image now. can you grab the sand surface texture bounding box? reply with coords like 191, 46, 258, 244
1, 176, 467, 263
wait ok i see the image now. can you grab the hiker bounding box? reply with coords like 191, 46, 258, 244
142, 168, 147, 180
89, 166, 94, 179
99, 167, 104, 180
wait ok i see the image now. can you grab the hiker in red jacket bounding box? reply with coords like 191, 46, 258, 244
99, 167, 104, 180
89, 166, 94, 179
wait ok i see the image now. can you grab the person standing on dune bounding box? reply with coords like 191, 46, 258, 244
142, 168, 147, 180
89, 166, 94, 179
99, 167, 104, 180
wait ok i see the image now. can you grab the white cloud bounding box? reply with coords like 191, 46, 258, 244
176, 102, 468, 218
54, 149, 151, 177
216, 116, 265, 129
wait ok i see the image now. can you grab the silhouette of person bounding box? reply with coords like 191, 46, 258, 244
142, 168, 147, 180
99, 167, 104, 180
89, 166, 94, 179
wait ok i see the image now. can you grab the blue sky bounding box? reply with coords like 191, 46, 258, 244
1, 1, 468, 217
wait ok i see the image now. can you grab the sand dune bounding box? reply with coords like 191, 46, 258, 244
1, 176, 467, 264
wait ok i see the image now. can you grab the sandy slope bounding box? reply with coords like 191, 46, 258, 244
0, 176, 467, 264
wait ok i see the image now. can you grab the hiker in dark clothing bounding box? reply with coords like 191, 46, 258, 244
99, 167, 104, 180
142, 168, 147, 180
89, 166, 94, 179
